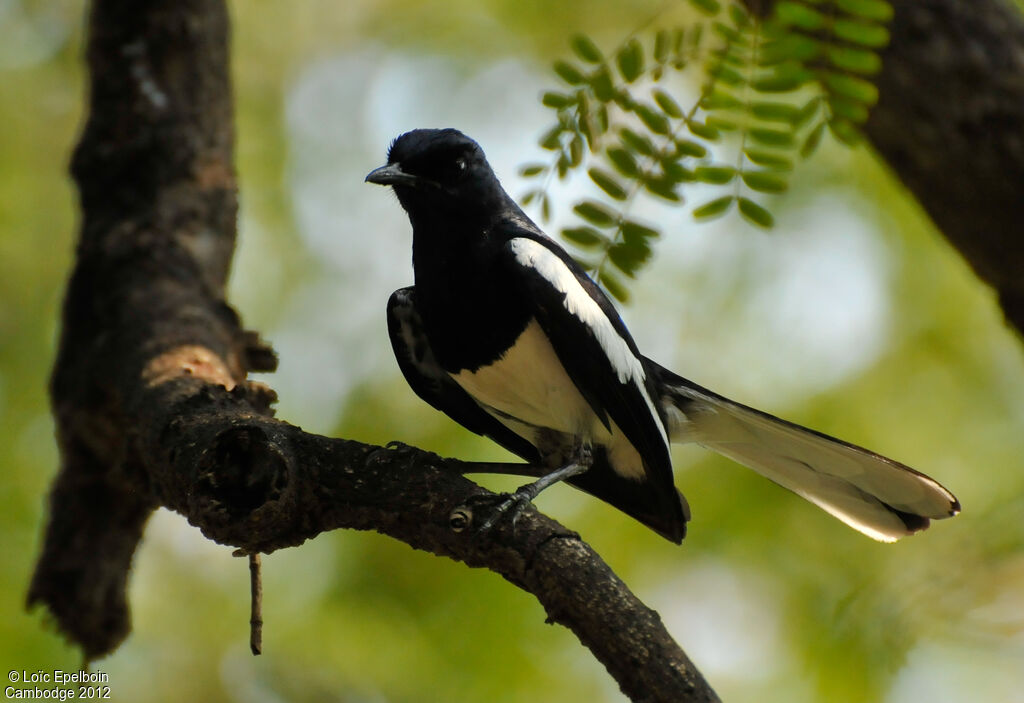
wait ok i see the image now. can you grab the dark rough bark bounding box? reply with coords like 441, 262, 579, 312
28, 1, 720, 701
865, 0, 1024, 337
747, 0, 1024, 337
30, 0, 241, 659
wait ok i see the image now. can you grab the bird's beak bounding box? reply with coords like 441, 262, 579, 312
365, 163, 421, 187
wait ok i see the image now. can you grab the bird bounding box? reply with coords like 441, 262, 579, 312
366, 127, 959, 544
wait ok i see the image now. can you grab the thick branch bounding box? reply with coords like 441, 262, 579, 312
29, 1, 720, 700
864, 0, 1024, 337
137, 375, 718, 703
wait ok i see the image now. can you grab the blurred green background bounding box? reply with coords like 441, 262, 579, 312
3, 1, 1023, 701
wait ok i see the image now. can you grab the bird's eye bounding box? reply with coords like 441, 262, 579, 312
455, 158, 467, 172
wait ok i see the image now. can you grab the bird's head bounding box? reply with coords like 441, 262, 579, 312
366, 128, 510, 224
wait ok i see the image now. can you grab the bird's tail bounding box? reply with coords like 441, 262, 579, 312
646, 360, 960, 542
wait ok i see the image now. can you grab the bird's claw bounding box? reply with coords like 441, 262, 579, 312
477, 491, 533, 534
450, 489, 535, 537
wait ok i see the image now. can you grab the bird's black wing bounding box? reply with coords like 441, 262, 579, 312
387, 287, 543, 465
496, 223, 687, 535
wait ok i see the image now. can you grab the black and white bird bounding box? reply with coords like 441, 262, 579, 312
366, 127, 959, 544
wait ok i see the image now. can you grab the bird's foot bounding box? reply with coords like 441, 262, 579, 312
449, 487, 537, 537
449, 455, 590, 537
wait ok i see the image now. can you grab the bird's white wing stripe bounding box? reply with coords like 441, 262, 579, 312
509, 237, 669, 448
510, 238, 643, 384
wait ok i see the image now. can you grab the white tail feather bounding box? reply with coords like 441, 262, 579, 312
659, 380, 960, 542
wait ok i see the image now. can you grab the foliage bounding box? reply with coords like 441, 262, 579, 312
522, 0, 893, 301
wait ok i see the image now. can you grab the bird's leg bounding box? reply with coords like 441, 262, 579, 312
471, 444, 593, 535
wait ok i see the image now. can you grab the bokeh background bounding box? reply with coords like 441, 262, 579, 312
3, 1, 1023, 701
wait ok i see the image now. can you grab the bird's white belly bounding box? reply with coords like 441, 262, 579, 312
452, 319, 589, 434
451, 319, 646, 479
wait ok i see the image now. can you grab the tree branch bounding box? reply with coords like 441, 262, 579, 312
28, 1, 719, 701
864, 0, 1024, 338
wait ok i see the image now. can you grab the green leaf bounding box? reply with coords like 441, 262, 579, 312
520, 189, 539, 206
616, 38, 645, 83
829, 118, 862, 145
693, 195, 735, 220
711, 64, 745, 86
728, 3, 749, 27
834, 0, 893, 23
562, 226, 609, 247
568, 134, 584, 166
794, 96, 822, 127
654, 30, 671, 63
694, 165, 736, 184
574, 200, 618, 227
595, 103, 610, 134
759, 34, 820, 65
607, 146, 640, 177
738, 197, 774, 227
833, 19, 890, 48
672, 27, 686, 55
753, 63, 815, 92
689, 24, 703, 50
519, 163, 546, 177
653, 89, 684, 118
541, 193, 552, 221
619, 128, 656, 156
542, 91, 573, 109
711, 21, 741, 43
706, 115, 740, 132
553, 60, 585, 85
661, 159, 693, 182
621, 219, 660, 241
675, 138, 708, 158
590, 65, 616, 102
571, 34, 603, 63
702, 89, 743, 111
741, 170, 788, 193
716, 47, 747, 67
579, 97, 596, 148
598, 269, 630, 303
750, 101, 801, 123
539, 125, 563, 150
643, 178, 682, 202
556, 152, 570, 178
687, 121, 720, 141
688, 0, 721, 16
608, 239, 652, 276
588, 168, 629, 200
775, 1, 826, 30
749, 127, 795, 147
744, 148, 793, 169
800, 121, 826, 158
636, 103, 671, 134
828, 95, 870, 123
826, 45, 882, 75
822, 72, 879, 105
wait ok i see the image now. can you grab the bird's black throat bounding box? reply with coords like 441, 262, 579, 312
411, 218, 532, 375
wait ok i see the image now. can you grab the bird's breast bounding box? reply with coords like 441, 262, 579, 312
450, 318, 591, 435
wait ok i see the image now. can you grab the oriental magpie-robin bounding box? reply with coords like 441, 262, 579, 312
367, 128, 959, 543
